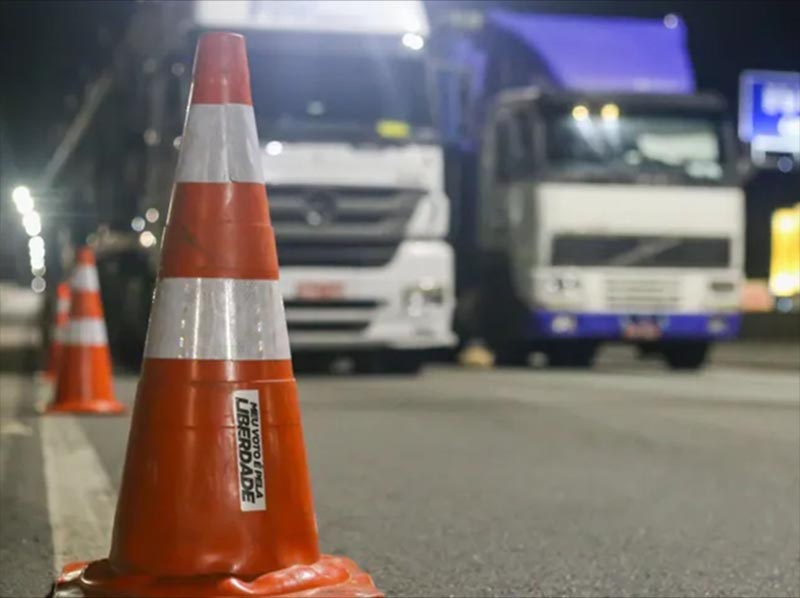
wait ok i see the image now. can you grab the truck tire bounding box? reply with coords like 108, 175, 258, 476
493, 342, 530, 367
382, 350, 424, 375
546, 341, 598, 368
355, 350, 423, 375
661, 341, 709, 370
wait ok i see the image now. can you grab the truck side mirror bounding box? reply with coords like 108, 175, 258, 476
736, 153, 756, 184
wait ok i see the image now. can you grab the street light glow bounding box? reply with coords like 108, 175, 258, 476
12, 185, 31, 203
22, 210, 42, 236
28, 236, 45, 253
13, 189, 34, 215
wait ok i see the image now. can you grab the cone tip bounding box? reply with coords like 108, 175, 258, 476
75, 247, 96, 266
192, 32, 251, 105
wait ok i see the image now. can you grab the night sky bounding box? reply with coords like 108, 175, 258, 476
1, 0, 799, 278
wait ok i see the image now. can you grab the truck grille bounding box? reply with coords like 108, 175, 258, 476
284, 298, 383, 335
552, 235, 730, 268
268, 185, 424, 267
605, 278, 681, 312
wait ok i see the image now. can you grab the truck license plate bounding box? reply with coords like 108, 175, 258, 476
296, 281, 345, 300
622, 320, 662, 340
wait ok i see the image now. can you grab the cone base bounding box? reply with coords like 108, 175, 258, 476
44, 399, 125, 415
50, 555, 382, 597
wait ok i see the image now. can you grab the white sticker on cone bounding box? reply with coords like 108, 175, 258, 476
232, 389, 266, 512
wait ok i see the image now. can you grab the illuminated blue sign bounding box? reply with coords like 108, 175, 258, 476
739, 70, 800, 155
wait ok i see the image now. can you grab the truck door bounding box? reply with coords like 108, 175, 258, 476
482, 105, 538, 304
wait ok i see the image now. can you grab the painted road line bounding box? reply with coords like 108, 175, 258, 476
41, 415, 116, 572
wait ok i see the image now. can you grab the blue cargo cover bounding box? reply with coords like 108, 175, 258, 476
486, 10, 695, 94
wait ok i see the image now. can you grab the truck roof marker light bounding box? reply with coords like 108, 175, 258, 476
571, 104, 589, 121
663, 14, 679, 29
402, 32, 424, 51
601, 103, 619, 121
377, 119, 410, 139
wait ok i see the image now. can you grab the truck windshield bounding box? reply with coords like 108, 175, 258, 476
544, 108, 729, 185
249, 49, 434, 142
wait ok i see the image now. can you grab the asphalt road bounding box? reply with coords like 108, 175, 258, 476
2, 336, 799, 597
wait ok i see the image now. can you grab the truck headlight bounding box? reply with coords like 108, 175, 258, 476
403, 279, 444, 317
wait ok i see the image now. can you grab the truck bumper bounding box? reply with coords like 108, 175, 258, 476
531, 310, 741, 341
279, 240, 456, 351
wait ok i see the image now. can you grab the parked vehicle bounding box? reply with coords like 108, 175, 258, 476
93, 1, 455, 371
435, 10, 746, 369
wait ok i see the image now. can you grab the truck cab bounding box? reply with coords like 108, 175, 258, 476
94, 0, 456, 370
478, 89, 743, 368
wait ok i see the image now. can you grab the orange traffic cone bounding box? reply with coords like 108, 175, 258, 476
42, 282, 71, 380
45, 248, 124, 415
50, 32, 381, 597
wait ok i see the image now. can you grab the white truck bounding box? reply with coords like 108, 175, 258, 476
438, 10, 745, 369
94, 1, 455, 371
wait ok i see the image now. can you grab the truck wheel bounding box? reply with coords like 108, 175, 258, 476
361, 350, 424, 375
662, 341, 709, 370
493, 342, 530, 367
385, 350, 423, 375
547, 341, 597, 368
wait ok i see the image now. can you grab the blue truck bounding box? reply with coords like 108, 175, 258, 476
435, 9, 745, 368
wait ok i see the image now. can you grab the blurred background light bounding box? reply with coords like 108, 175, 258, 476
31, 276, 46, 293
28, 236, 45, 253
138, 231, 157, 248
12, 185, 31, 204
22, 211, 41, 236
13, 186, 34, 215
145, 207, 160, 223
131, 216, 145, 232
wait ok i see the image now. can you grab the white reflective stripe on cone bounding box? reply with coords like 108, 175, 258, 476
56, 298, 71, 313
144, 277, 291, 361
175, 104, 264, 184
70, 265, 100, 292
64, 318, 108, 346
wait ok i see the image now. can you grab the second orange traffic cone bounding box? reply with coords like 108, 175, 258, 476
45, 248, 124, 415
50, 32, 381, 597
42, 282, 71, 380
